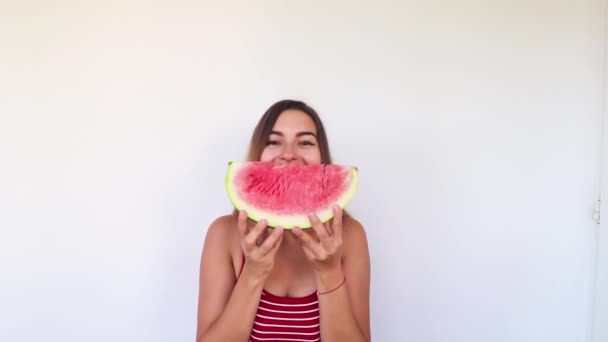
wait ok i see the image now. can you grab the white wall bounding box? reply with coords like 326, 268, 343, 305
1, 1, 605, 341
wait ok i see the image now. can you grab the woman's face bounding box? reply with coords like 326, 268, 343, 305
260, 109, 322, 165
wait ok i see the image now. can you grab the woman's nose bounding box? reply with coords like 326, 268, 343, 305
280, 144, 297, 161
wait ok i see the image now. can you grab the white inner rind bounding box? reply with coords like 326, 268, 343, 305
225, 162, 359, 229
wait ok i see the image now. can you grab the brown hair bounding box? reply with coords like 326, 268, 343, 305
246, 99, 332, 163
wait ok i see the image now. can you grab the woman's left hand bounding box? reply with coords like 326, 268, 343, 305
291, 205, 344, 276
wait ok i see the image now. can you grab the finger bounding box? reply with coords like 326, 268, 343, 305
290, 227, 317, 259
309, 229, 321, 242
308, 213, 330, 240
333, 205, 343, 241
237, 210, 249, 240
309, 213, 333, 250
259, 227, 284, 256
256, 227, 269, 247
292, 227, 325, 258
268, 228, 285, 255
299, 241, 316, 260
244, 219, 267, 248
323, 221, 333, 236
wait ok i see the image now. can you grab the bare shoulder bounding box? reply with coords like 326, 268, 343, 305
341, 215, 369, 256
204, 213, 241, 257
206, 214, 238, 237
342, 215, 367, 241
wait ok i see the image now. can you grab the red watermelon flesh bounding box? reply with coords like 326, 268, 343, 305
225, 161, 358, 229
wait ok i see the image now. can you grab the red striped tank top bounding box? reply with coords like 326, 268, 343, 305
239, 254, 321, 342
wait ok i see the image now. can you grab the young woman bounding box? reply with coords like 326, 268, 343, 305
196, 100, 371, 342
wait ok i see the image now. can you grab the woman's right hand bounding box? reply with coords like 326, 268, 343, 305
237, 210, 284, 282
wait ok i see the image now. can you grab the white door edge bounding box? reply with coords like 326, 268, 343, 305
592, 1, 608, 341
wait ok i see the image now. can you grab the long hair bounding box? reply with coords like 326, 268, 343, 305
246, 99, 332, 164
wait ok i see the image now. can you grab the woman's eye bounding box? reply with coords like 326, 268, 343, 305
265, 140, 279, 146
299, 141, 315, 146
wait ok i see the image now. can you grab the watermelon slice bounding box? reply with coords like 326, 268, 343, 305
225, 161, 358, 229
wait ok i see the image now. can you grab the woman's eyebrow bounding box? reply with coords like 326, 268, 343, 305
270, 130, 318, 139
296, 131, 317, 139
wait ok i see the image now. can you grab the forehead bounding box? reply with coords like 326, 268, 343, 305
272, 109, 317, 134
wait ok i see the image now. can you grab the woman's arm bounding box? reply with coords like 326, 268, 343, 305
195, 213, 284, 342
292, 207, 371, 342
316, 218, 371, 342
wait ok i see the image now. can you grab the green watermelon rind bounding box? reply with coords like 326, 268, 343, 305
225, 161, 359, 229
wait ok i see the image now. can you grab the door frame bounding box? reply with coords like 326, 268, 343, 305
593, 1, 608, 341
